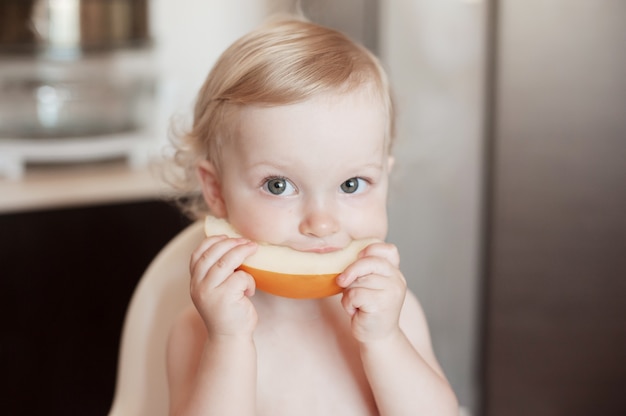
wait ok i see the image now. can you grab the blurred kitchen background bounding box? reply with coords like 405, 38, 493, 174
1, 1, 625, 415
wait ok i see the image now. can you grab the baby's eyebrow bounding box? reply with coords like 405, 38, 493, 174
247, 161, 291, 171
354, 162, 385, 172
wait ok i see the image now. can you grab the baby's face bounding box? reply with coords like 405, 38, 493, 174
217, 88, 391, 252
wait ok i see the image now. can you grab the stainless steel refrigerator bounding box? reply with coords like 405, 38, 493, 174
483, 1, 626, 415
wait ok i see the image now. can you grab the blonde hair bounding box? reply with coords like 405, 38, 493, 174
168, 16, 395, 219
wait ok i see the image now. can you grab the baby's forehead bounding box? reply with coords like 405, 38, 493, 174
237, 84, 389, 125
228, 102, 387, 164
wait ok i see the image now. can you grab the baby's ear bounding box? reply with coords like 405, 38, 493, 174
197, 160, 227, 218
387, 155, 395, 173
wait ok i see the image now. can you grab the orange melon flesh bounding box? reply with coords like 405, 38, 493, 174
239, 265, 341, 299
203, 215, 378, 299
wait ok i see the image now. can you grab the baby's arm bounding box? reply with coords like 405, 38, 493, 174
361, 292, 458, 415
338, 243, 458, 415
166, 236, 258, 416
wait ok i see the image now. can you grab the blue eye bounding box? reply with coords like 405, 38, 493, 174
340, 177, 366, 194
264, 177, 297, 196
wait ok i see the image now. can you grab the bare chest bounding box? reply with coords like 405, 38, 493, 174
253, 313, 378, 416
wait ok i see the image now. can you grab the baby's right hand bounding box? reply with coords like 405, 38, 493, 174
189, 235, 258, 339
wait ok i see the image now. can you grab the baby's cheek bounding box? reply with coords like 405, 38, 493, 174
229, 216, 292, 245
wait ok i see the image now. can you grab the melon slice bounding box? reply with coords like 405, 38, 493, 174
203, 215, 378, 299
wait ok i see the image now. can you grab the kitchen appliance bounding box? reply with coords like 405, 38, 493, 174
0, 0, 156, 179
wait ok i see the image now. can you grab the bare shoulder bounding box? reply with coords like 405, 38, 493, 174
399, 290, 446, 378
166, 305, 207, 412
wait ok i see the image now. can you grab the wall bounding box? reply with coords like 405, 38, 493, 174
380, 1, 486, 413
149, 0, 268, 136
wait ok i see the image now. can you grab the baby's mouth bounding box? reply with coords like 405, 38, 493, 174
301, 246, 341, 254
271, 239, 348, 254
277, 242, 343, 254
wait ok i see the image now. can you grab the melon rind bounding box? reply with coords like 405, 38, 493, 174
203, 215, 378, 298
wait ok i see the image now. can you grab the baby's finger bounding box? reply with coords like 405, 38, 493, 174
190, 236, 237, 281
342, 274, 389, 290
197, 240, 257, 289
220, 270, 257, 299
358, 242, 400, 268
341, 286, 379, 316
337, 255, 401, 288
190, 237, 252, 284
190, 234, 228, 271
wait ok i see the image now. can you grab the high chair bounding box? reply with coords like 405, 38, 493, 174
108, 220, 203, 416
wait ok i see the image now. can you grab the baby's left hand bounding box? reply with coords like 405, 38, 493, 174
336, 242, 407, 344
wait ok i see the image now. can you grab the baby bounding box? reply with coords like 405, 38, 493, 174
166, 16, 458, 415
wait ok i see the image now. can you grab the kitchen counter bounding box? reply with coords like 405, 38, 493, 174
0, 159, 172, 214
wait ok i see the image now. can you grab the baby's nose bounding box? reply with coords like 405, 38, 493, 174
298, 208, 339, 238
